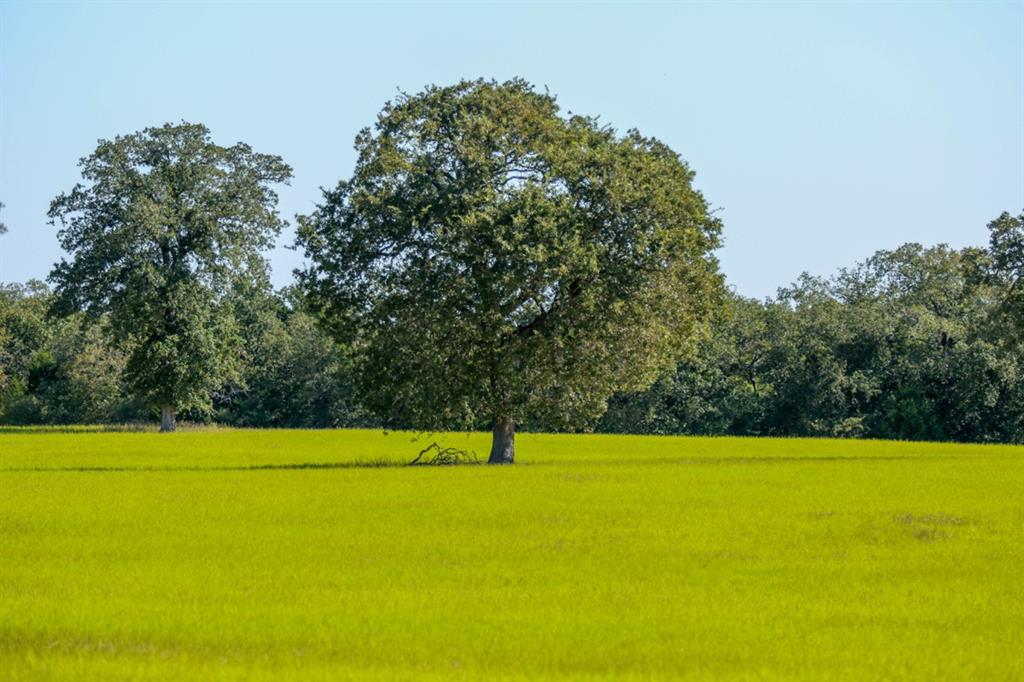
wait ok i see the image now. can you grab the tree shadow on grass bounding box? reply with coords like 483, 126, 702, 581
1, 460, 407, 473
0, 453, 974, 474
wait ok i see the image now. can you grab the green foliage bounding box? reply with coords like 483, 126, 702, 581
0, 281, 50, 413
0, 281, 139, 424
46, 122, 292, 420
601, 297, 791, 436
603, 232, 1024, 443
984, 210, 1024, 342
0, 279, 369, 429
297, 79, 723, 434
216, 286, 371, 428
2, 429, 1021, 680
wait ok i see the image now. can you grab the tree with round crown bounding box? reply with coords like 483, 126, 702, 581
297, 79, 723, 462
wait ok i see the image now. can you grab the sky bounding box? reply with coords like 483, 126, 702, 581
1, 1, 1021, 300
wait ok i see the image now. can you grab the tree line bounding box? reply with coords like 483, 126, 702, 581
3, 222, 1021, 444
1, 80, 1021, 450
601, 228, 1024, 443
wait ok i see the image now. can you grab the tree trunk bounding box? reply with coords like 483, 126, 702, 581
488, 416, 514, 464
160, 405, 177, 432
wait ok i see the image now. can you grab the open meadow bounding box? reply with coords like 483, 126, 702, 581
1, 429, 1022, 681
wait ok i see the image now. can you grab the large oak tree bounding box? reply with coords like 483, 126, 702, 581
297, 79, 723, 462
48, 122, 292, 430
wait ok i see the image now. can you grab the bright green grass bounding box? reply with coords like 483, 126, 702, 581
1, 429, 1021, 681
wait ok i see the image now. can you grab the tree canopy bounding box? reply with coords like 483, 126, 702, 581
985, 211, 1024, 341
47, 122, 292, 430
297, 79, 723, 462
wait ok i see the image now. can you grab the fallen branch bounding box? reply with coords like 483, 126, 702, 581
408, 442, 481, 466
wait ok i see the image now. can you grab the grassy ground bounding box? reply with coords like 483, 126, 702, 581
1, 429, 1021, 681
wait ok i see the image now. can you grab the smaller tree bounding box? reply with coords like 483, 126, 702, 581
47, 123, 292, 430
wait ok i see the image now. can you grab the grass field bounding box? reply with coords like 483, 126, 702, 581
1, 428, 1022, 681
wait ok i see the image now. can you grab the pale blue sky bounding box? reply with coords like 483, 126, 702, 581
1, 1, 1021, 298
